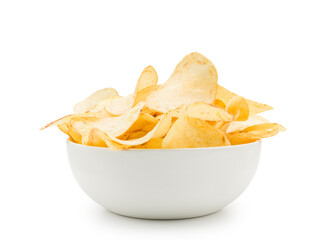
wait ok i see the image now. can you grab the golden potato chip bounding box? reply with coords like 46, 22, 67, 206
213, 99, 226, 109
226, 96, 250, 121
241, 123, 281, 138
134, 66, 158, 94
106, 111, 174, 146
216, 85, 273, 114
278, 124, 286, 132
227, 132, 260, 145
215, 85, 236, 106
41, 114, 73, 130
155, 108, 182, 119
102, 66, 158, 116
120, 130, 148, 140
85, 128, 127, 150
83, 128, 107, 147
162, 113, 229, 149
226, 115, 269, 133
73, 88, 118, 114
215, 121, 230, 133
104, 94, 135, 116
246, 99, 273, 115
56, 102, 145, 142
133, 85, 159, 107
133, 138, 164, 149
58, 122, 82, 143
186, 102, 233, 122
145, 52, 218, 113
41, 111, 109, 130
126, 113, 158, 133
93, 96, 121, 113
88, 102, 146, 137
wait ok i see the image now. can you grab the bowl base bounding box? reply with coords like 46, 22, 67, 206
106, 208, 222, 220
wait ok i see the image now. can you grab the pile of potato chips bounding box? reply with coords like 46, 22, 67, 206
42, 52, 284, 150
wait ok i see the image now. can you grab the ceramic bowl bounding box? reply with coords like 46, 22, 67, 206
67, 140, 261, 219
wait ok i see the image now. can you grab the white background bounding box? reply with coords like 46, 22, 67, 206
1, 0, 329, 239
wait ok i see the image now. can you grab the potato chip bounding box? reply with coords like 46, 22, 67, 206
216, 121, 230, 133
246, 99, 273, 115
58, 122, 82, 143
73, 88, 118, 114
216, 85, 273, 114
226, 115, 269, 133
133, 85, 159, 107
162, 113, 229, 149
41, 111, 109, 130
226, 96, 250, 121
103, 66, 158, 115
213, 99, 226, 109
134, 66, 158, 94
133, 138, 164, 149
54, 102, 145, 143
87, 102, 146, 137
85, 128, 128, 150
119, 130, 149, 140
227, 132, 260, 145
241, 123, 281, 138
186, 102, 233, 122
106, 111, 174, 146
41, 114, 73, 130
83, 128, 107, 147
126, 113, 158, 133
145, 52, 218, 113
104, 94, 135, 116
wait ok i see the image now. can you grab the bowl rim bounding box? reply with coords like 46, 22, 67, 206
67, 139, 261, 151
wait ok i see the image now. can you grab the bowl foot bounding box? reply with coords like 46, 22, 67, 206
106, 208, 222, 220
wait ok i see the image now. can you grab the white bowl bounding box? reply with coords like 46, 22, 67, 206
67, 140, 261, 219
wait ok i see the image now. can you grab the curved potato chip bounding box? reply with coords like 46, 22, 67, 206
62, 112, 110, 143
106, 111, 174, 146
242, 123, 282, 138
186, 102, 233, 122
119, 130, 149, 140
133, 138, 164, 149
102, 66, 158, 115
73, 88, 118, 114
133, 85, 159, 107
145, 52, 218, 113
226, 96, 250, 121
83, 128, 107, 147
162, 113, 229, 149
216, 85, 273, 114
278, 124, 286, 132
246, 99, 273, 115
41, 111, 109, 130
134, 66, 158, 94
212, 121, 230, 133
227, 132, 260, 145
60, 102, 145, 142
58, 122, 82, 143
213, 99, 226, 109
104, 94, 135, 116
126, 113, 158, 133
226, 115, 269, 133
215, 85, 236, 105
90, 102, 145, 137
85, 128, 128, 150
41, 114, 73, 130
